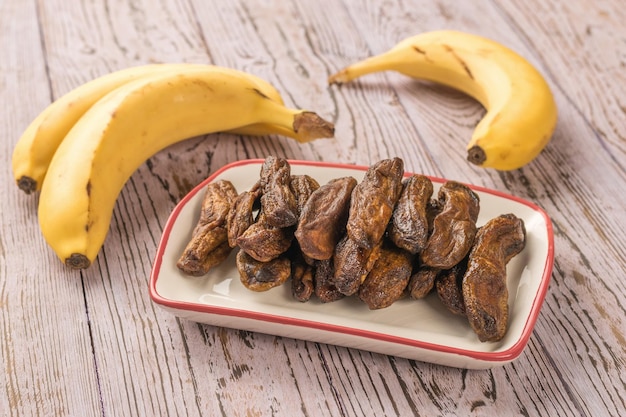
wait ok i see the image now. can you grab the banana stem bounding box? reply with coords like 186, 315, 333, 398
328, 51, 402, 84
292, 112, 335, 143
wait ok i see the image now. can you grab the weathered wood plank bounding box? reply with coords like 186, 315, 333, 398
0, 1, 103, 416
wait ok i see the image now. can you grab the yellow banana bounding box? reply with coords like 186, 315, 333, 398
12, 63, 288, 194
328, 30, 558, 170
38, 67, 334, 269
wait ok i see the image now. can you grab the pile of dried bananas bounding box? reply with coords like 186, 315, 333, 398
178, 156, 526, 342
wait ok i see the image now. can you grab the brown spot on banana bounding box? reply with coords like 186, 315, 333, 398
443, 44, 474, 80
413, 45, 435, 63
252, 88, 270, 100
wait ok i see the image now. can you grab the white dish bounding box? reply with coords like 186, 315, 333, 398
149, 159, 554, 369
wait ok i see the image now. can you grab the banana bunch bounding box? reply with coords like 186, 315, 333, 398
328, 30, 558, 170
12, 64, 335, 269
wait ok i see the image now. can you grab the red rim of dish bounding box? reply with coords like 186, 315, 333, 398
149, 159, 555, 364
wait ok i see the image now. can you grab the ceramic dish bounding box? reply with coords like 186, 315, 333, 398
149, 159, 554, 369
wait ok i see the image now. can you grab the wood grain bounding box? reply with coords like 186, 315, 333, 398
1, 0, 624, 416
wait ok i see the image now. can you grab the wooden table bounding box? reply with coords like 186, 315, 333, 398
2, 0, 624, 416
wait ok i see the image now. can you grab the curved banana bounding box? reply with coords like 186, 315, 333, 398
12, 63, 287, 194
328, 30, 558, 170
38, 67, 334, 269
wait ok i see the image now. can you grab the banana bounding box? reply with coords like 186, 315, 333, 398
37, 66, 334, 269
12, 63, 289, 194
328, 30, 558, 170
